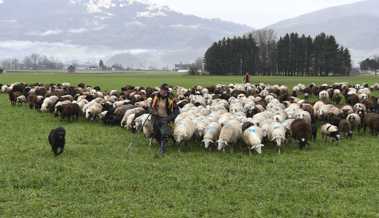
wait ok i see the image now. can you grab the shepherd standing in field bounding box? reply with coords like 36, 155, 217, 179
244, 72, 251, 84
151, 84, 179, 155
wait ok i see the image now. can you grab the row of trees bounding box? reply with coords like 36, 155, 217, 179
204, 30, 352, 76
1, 54, 64, 70
360, 57, 379, 72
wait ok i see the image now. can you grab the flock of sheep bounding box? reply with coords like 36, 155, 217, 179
1, 81, 379, 154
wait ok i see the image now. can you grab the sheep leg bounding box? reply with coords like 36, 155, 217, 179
178, 142, 182, 153
230, 146, 234, 154
277, 147, 281, 155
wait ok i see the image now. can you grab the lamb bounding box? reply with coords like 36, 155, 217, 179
16, 95, 27, 105
338, 119, 353, 139
120, 107, 145, 128
48, 127, 66, 156
290, 119, 312, 149
133, 113, 151, 132
267, 122, 287, 153
142, 115, 154, 145
217, 119, 242, 152
126, 109, 148, 130
202, 122, 221, 150
321, 123, 341, 142
241, 123, 264, 154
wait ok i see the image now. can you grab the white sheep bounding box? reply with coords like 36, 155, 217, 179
16, 95, 26, 105
242, 125, 264, 154
41, 96, 59, 112
295, 110, 312, 125
319, 90, 330, 102
268, 122, 287, 154
202, 122, 221, 149
217, 119, 242, 152
113, 100, 131, 108
321, 123, 340, 142
346, 113, 361, 131
353, 103, 366, 113
1, 85, 9, 93
54, 100, 71, 115
85, 102, 103, 121
133, 114, 151, 132
120, 107, 145, 128
173, 118, 196, 148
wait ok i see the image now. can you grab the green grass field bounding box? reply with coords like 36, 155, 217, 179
0, 72, 378, 218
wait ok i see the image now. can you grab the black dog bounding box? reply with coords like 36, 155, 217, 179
48, 127, 66, 156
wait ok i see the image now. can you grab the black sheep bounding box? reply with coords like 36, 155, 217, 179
290, 119, 312, 149
48, 127, 66, 156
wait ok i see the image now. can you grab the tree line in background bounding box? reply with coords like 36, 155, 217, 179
204, 30, 352, 76
0, 55, 128, 72
360, 57, 379, 73
1, 54, 64, 71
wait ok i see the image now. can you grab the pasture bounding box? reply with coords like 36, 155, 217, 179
0, 72, 378, 218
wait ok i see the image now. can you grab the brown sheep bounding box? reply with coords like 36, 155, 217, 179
290, 119, 312, 149
9, 91, 22, 105
338, 119, 353, 139
347, 94, 359, 106
27, 94, 44, 110
363, 113, 379, 136
55, 103, 81, 121
300, 103, 315, 121
35, 86, 47, 96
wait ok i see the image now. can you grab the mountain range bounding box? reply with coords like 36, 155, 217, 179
0, 0, 251, 68
0, 0, 378, 67
268, 0, 379, 65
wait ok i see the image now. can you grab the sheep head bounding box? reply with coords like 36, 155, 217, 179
298, 138, 309, 149
217, 139, 228, 151
202, 139, 213, 149
251, 144, 264, 154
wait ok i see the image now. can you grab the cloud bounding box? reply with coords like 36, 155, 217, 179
27, 29, 63, 36
0, 40, 153, 63
170, 24, 200, 29
68, 28, 88, 34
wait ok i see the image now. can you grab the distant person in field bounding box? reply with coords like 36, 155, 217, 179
244, 72, 251, 84
151, 84, 179, 155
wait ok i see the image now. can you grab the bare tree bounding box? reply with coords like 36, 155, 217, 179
251, 29, 277, 75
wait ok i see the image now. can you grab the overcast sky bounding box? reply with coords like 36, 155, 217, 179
151, 0, 362, 28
